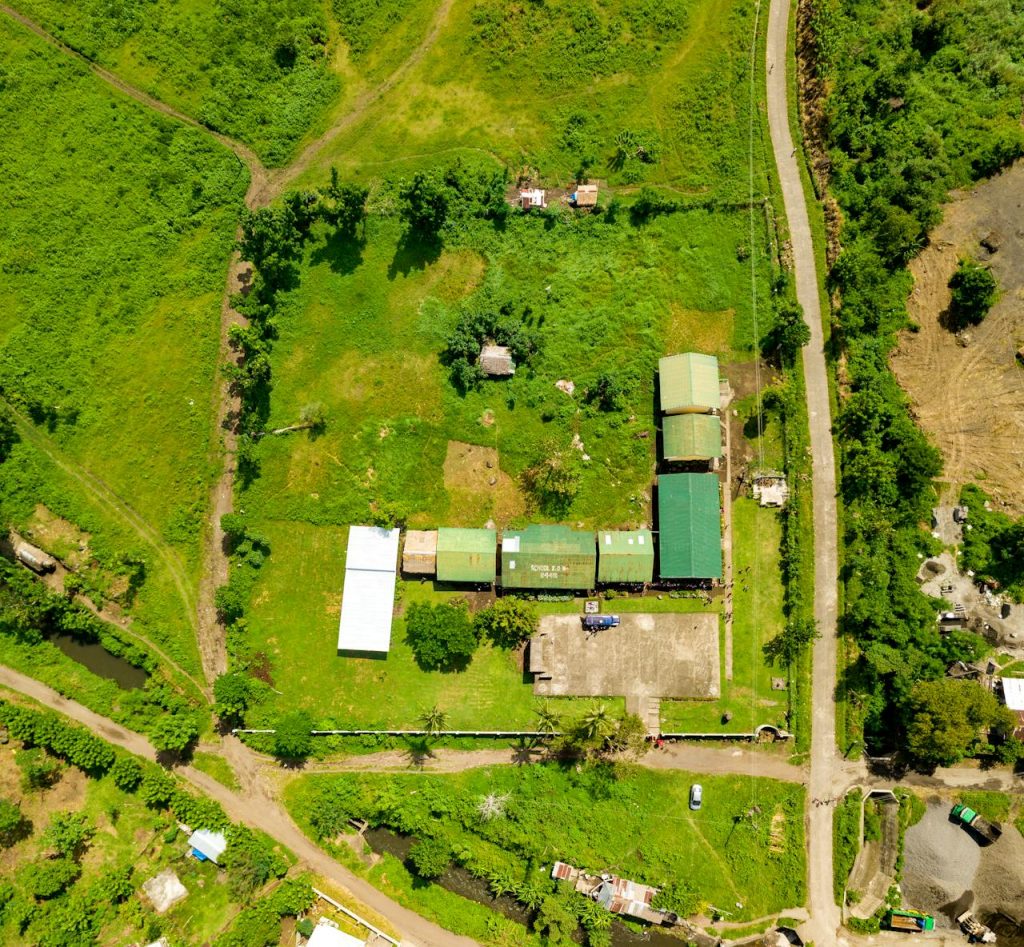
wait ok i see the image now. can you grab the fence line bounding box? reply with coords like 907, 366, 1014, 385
312, 887, 400, 946
232, 726, 791, 741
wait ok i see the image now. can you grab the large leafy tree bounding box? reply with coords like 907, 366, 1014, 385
906, 679, 1015, 767
274, 710, 313, 760
405, 600, 478, 671
474, 598, 538, 649
948, 259, 997, 329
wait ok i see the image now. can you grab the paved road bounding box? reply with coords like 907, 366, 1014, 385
765, 0, 841, 943
0, 667, 474, 947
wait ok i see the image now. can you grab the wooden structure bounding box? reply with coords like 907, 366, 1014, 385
402, 530, 437, 576
571, 183, 598, 207
478, 345, 515, 376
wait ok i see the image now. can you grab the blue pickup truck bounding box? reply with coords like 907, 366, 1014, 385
581, 615, 621, 630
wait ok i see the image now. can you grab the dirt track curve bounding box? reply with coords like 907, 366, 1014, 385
765, 0, 841, 944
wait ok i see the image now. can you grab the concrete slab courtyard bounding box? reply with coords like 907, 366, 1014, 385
529, 613, 721, 700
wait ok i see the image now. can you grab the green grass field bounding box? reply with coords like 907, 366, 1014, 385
286, 764, 806, 928
0, 18, 246, 677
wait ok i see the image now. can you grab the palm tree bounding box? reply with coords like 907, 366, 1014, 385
418, 705, 448, 736
534, 702, 560, 737
579, 703, 613, 743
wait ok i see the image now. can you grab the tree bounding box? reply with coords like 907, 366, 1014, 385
408, 836, 451, 879
320, 169, 369, 237
222, 827, 287, 899
398, 171, 449, 238
110, 755, 142, 792
763, 617, 820, 667
237, 206, 303, 290
605, 713, 650, 759
948, 259, 996, 329
525, 444, 583, 515
405, 599, 478, 671
906, 679, 1016, 766
474, 598, 538, 649
764, 302, 811, 362
90, 864, 133, 904
534, 890, 578, 944
18, 856, 80, 898
418, 705, 448, 735
149, 713, 199, 755
0, 799, 29, 848
15, 748, 62, 791
534, 702, 561, 736
274, 710, 313, 759
41, 811, 93, 858
0, 409, 17, 464
577, 704, 614, 744
214, 672, 253, 724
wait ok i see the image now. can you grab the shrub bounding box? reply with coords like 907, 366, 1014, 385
149, 713, 199, 755
948, 259, 997, 329
0, 799, 29, 848
274, 710, 314, 759
110, 756, 143, 793
19, 856, 80, 899
473, 598, 538, 649
408, 836, 451, 879
41, 812, 93, 858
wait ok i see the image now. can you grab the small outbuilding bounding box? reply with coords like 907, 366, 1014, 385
338, 526, 400, 655
307, 919, 366, 947
1000, 677, 1024, 711
571, 183, 598, 207
519, 188, 547, 210
657, 473, 722, 580
479, 344, 515, 377
658, 353, 720, 415
597, 530, 654, 584
402, 530, 437, 576
501, 524, 596, 590
188, 828, 227, 864
436, 527, 497, 584
661, 414, 722, 462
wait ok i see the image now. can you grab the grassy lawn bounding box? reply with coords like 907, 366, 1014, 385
286, 764, 807, 931
0, 18, 246, 678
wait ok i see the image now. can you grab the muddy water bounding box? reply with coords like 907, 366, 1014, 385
49, 633, 148, 689
363, 827, 687, 946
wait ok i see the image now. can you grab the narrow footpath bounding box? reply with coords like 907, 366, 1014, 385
765, 0, 841, 943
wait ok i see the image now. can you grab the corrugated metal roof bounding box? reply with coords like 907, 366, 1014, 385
1002, 677, 1024, 711
307, 922, 366, 947
657, 474, 722, 579
662, 414, 722, 461
188, 829, 227, 863
501, 524, 596, 589
436, 528, 496, 583
338, 526, 400, 653
659, 353, 720, 414
597, 530, 654, 584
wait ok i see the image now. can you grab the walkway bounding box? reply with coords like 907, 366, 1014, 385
765, 0, 841, 943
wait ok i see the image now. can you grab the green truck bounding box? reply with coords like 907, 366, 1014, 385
884, 910, 936, 933
951, 803, 1003, 844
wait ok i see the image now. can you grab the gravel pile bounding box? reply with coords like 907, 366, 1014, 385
974, 822, 1024, 918
901, 803, 981, 924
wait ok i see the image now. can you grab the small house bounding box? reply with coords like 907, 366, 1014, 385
501, 525, 596, 590
661, 414, 722, 463
479, 344, 515, 377
402, 530, 437, 576
571, 183, 598, 207
519, 188, 546, 210
658, 353, 720, 415
597, 530, 654, 584
436, 527, 497, 584
593, 875, 662, 923
188, 828, 227, 864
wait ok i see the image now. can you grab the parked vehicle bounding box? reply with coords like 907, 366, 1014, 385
884, 910, 935, 933
689, 784, 702, 810
956, 911, 996, 943
951, 803, 1003, 844
581, 614, 620, 630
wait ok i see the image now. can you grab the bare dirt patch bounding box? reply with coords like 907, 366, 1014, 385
442, 440, 526, 527
892, 160, 1024, 513
24, 504, 91, 568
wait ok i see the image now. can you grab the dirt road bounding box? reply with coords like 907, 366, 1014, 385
0, 667, 476, 947
766, 0, 841, 943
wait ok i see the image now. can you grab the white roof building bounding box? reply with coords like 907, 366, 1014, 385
520, 188, 546, 209
338, 526, 400, 654
307, 918, 366, 946
188, 828, 227, 864
1001, 677, 1024, 711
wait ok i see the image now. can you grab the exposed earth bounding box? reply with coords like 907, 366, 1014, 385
892, 160, 1024, 513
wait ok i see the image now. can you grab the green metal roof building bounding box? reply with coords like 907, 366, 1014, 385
657, 474, 723, 580
597, 529, 654, 584
662, 414, 723, 462
659, 353, 720, 414
501, 524, 596, 590
436, 528, 497, 584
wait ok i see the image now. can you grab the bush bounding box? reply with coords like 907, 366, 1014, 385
41, 812, 93, 858
274, 710, 313, 759
408, 836, 452, 879
110, 756, 143, 793
473, 598, 538, 649
0, 799, 29, 848
15, 748, 62, 792
19, 856, 80, 899
405, 600, 478, 671
948, 259, 997, 329
149, 713, 199, 755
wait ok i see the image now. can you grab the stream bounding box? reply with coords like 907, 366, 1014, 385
49, 633, 148, 689
364, 827, 695, 946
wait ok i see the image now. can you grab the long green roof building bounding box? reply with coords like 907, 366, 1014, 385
657, 473, 722, 580
436, 528, 497, 584
597, 529, 654, 584
659, 352, 720, 414
662, 414, 722, 462
501, 524, 596, 590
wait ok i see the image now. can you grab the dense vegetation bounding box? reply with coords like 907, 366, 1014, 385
958, 485, 1024, 598
288, 764, 806, 939
0, 699, 300, 946
811, 0, 1024, 756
